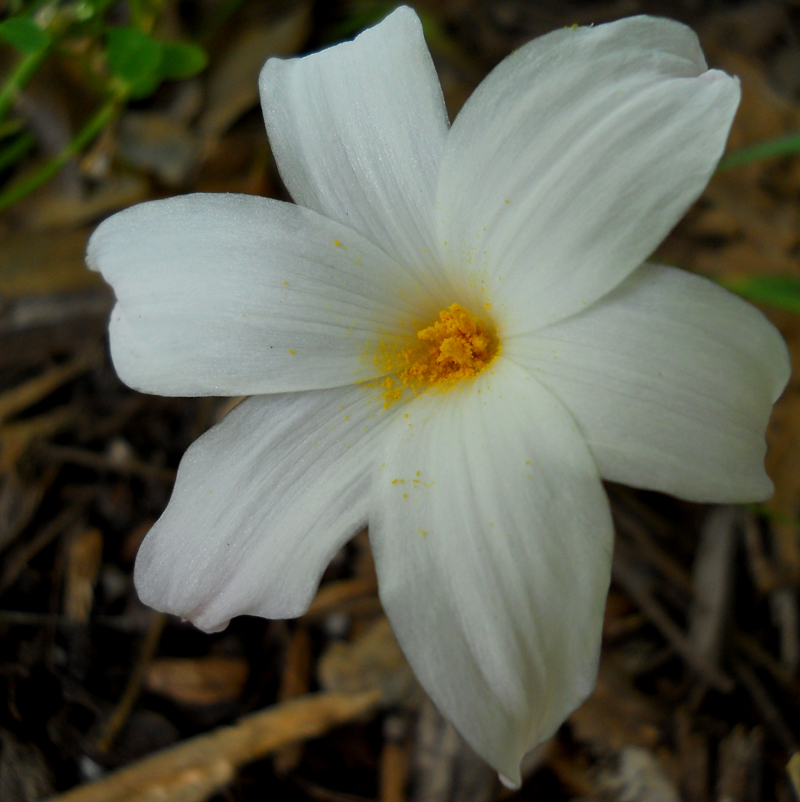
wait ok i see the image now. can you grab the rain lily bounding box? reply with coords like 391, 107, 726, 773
87, 7, 789, 785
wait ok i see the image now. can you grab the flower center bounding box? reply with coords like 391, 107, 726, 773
367, 303, 498, 408
400, 303, 495, 385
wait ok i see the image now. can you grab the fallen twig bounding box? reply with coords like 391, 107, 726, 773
47, 689, 382, 802
0, 344, 102, 424
732, 630, 800, 703
0, 500, 86, 593
732, 660, 798, 753
36, 443, 176, 483
688, 507, 738, 672
612, 549, 735, 693
94, 611, 167, 753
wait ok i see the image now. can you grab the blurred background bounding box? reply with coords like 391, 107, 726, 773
1, 0, 800, 800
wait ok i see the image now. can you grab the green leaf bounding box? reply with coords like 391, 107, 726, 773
718, 132, 800, 171
107, 27, 163, 98
0, 17, 49, 53
722, 275, 800, 314
159, 41, 208, 80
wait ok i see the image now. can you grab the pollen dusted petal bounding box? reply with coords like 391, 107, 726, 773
260, 6, 452, 295
436, 15, 740, 332
370, 359, 613, 783
88, 193, 431, 397
135, 386, 394, 633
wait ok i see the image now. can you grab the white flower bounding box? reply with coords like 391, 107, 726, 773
87, 7, 789, 784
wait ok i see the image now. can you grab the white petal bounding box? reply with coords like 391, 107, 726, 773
370, 359, 613, 783
88, 194, 434, 396
436, 16, 740, 330
134, 385, 394, 632
260, 7, 451, 292
507, 264, 790, 502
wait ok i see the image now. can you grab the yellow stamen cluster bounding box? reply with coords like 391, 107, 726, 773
365, 303, 497, 409
400, 303, 494, 385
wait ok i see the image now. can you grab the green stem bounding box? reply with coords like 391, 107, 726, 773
0, 130, 34, 171
0, 43, 51, 124
717, 132, 800, 171
0, 96, 122, 212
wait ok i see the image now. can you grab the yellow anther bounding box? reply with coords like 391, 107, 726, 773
365, 303, 497, 409
399, 303, 495, 386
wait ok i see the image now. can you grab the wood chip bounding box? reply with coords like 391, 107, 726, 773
95, 613, 167, 754
145, 656, 249, 706
64, 526, 103, 624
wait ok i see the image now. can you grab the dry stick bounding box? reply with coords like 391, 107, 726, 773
0, 611, 159, 631
380, 741, 410, 802
687, 507, 738, 672
770, 587, 800, 675
674, 707, 710, 802
380, 716, 411, 802
741, 510, 784, 594
94, 612, 167, 753
732, 630, 800, 703
0, 501, 86, 593
274, 624, 313, 774
732, 660, 798, 754
0, 465, 57, 553
716, 724, 763, 802
37, 444, 176, 483
0, 345, 103, 425
612, 505, 693, 593
611, 551, 735, 693
1, 406, 81, 473
47, 689, 382, 802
